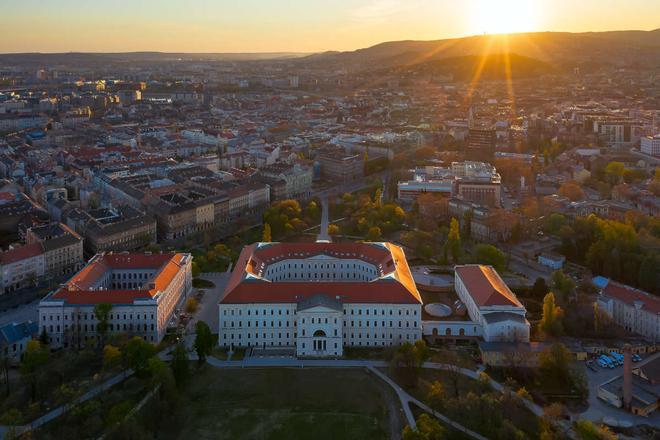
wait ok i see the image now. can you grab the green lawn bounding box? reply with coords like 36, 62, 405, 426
148, 367, 404, 440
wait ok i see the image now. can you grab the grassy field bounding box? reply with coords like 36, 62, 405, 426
150, 366, 404, 440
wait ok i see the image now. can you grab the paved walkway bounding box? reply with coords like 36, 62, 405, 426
367, 366, 487, 440
316, 196, 331, 242
0, 369, 135, 438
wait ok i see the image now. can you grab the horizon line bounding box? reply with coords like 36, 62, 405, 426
1, 27, 657, 56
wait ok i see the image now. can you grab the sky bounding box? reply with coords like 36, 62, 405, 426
1, 0, 658, 53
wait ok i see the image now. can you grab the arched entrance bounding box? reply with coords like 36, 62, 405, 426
313, 329, 327, 352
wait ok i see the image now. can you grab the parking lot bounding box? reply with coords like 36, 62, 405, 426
578, 352, 660, 427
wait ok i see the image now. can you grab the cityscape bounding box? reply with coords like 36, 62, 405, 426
0, 1, 659, 439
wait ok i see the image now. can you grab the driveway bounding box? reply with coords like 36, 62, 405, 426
192, 271, 231, 331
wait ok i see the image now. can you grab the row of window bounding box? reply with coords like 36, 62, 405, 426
44, 323, 155, 333
43, 312, 155, 322
222, 319, 418, 329
222, 331, 415, 341
221, 335, 414, 349
222, 308, 418, 317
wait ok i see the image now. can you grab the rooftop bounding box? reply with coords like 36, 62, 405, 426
221, 242, 421, 305
455, 265, 523, 308
46, 252, 189, 305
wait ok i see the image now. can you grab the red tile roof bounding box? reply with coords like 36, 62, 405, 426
221, 242, 421, 305
602, 282, 660, 314
0, 243, 44, 265
455, 265, 522, 308
51, 252, 187, 305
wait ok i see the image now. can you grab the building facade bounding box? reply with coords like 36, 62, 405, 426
218, 242, 423, 357
597, 281, 659, 343
641, 134, 660, 157
454, 265, 530, 342
38, 252, 193, 348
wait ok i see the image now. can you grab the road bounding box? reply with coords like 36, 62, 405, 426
0, 299, 39, 327
316, 196, 331, 242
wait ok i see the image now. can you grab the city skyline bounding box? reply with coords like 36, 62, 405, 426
1, 0, 659, 53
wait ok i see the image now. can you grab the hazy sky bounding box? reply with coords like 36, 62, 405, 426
1, 0, 658, 53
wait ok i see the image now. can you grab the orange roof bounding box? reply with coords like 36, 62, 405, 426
52, 252, 187, 305
455, 265, 522, 308
222, 242, 421, 305
602, 282, 660, 314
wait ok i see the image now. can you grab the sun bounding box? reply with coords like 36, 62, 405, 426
469, 0, 540, 35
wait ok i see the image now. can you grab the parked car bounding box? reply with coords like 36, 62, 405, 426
597, 358, 609, 368
586, 359, 598, 372
633, 354, 642, 362
609, 353, 623, 366
599, 355, 615, 369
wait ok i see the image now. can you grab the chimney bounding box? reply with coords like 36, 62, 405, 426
623, 343, 632, 410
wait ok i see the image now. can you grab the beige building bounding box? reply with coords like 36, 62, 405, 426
39, 252, 193, 348
26, 223, 84, 277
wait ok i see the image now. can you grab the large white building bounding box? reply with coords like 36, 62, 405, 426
454, 265, 530, 342
39, 252, 192, 348
597, 280, 659, 342
218, 242, 423, 357
641, 134, 660, 157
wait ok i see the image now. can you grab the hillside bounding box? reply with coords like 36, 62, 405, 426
387, 53, 554, 81
0, 51, 310, 66
299, 29, 660, 71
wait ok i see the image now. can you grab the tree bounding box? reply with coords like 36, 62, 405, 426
185, 297, 199, 314
462, 210, 472, 239
0, 409, 23, 439
539, 343, 572, 385
20, 340, 49, 401
0, 343, 10, 396
427, 381, 446, 411
328, 224, 340, 235
262, 222, 272, 242
392, 340, 429, 387
194, 321, 214, 363
557, 181, 585, 201
402, 413, 445, 440
148, 356, 173, 388
171, 343, 189, 388
473, 244, 506, 272
604, 161, 625, 184
574, 419, 617, 440
531, 277, 549, 298
366, 226, 382, 241
544, 213, 566, 235
538, 292, 563, 337
103, 344, 121, 371
191, 261, 201, 278
88, 194, 100, 209
94, 302, 113, 349
638, 255, 658, 291
123, 336, 156, 377
447, 218, 461, 263
551, 270, 576, 303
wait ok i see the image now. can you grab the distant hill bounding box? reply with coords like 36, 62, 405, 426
298, 29, 660, 71
385, 53, 554, 81
0, 51, 310, 65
